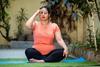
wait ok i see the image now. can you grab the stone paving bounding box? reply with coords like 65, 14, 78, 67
0, 49, 26, 58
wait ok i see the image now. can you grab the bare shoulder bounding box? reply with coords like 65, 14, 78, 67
52, 23, 58, 27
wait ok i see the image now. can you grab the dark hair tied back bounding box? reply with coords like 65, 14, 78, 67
40, 6, 50, 14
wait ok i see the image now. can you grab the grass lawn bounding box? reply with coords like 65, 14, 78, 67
0, 62, 100, 67
0, 58, 99, 67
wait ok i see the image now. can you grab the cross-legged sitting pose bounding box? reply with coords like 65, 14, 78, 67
25, 6, 68, 63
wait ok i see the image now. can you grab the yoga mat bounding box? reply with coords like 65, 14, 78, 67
0, 57, 86, 64
63, 57, 86, 63
0, 61, 28, 64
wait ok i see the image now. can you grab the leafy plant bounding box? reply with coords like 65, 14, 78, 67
94, 0, 100, 21
0, 0, 11, 41
96, 35, 100, 49
96, 30, 100, 50
86, 22, 94, 48
16, 8, 28, 40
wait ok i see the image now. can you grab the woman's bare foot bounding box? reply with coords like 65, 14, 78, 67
29, 58, 45, 63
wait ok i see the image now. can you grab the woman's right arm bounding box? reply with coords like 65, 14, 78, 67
25, 10, 40, 29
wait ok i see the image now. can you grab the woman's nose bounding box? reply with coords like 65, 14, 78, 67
42, 13, 45, 15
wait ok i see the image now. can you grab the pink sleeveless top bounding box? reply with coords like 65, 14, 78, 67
32, 21, 60, 55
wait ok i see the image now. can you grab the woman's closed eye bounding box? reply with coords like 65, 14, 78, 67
39, 11, 48, 14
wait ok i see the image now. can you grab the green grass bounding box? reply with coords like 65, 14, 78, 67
0, 62, 99, 67
0, 59, 99, 67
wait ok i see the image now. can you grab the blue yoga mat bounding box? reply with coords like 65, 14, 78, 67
63, 57, 86, 63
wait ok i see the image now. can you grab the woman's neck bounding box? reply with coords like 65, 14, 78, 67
41, 20, 49, 25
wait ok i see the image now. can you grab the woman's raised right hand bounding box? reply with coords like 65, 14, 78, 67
35, 9, 40, 15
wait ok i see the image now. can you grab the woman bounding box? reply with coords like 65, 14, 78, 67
25, 6, 68, 63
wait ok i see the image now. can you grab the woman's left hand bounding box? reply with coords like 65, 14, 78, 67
63, 49, 68, 57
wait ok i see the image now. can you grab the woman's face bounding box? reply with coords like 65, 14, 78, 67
39, 8, 49, 21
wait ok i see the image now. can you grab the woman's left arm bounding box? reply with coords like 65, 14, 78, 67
55, 24, 68, 57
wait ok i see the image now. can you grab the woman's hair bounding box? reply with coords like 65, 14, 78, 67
40, 6, 50, 14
